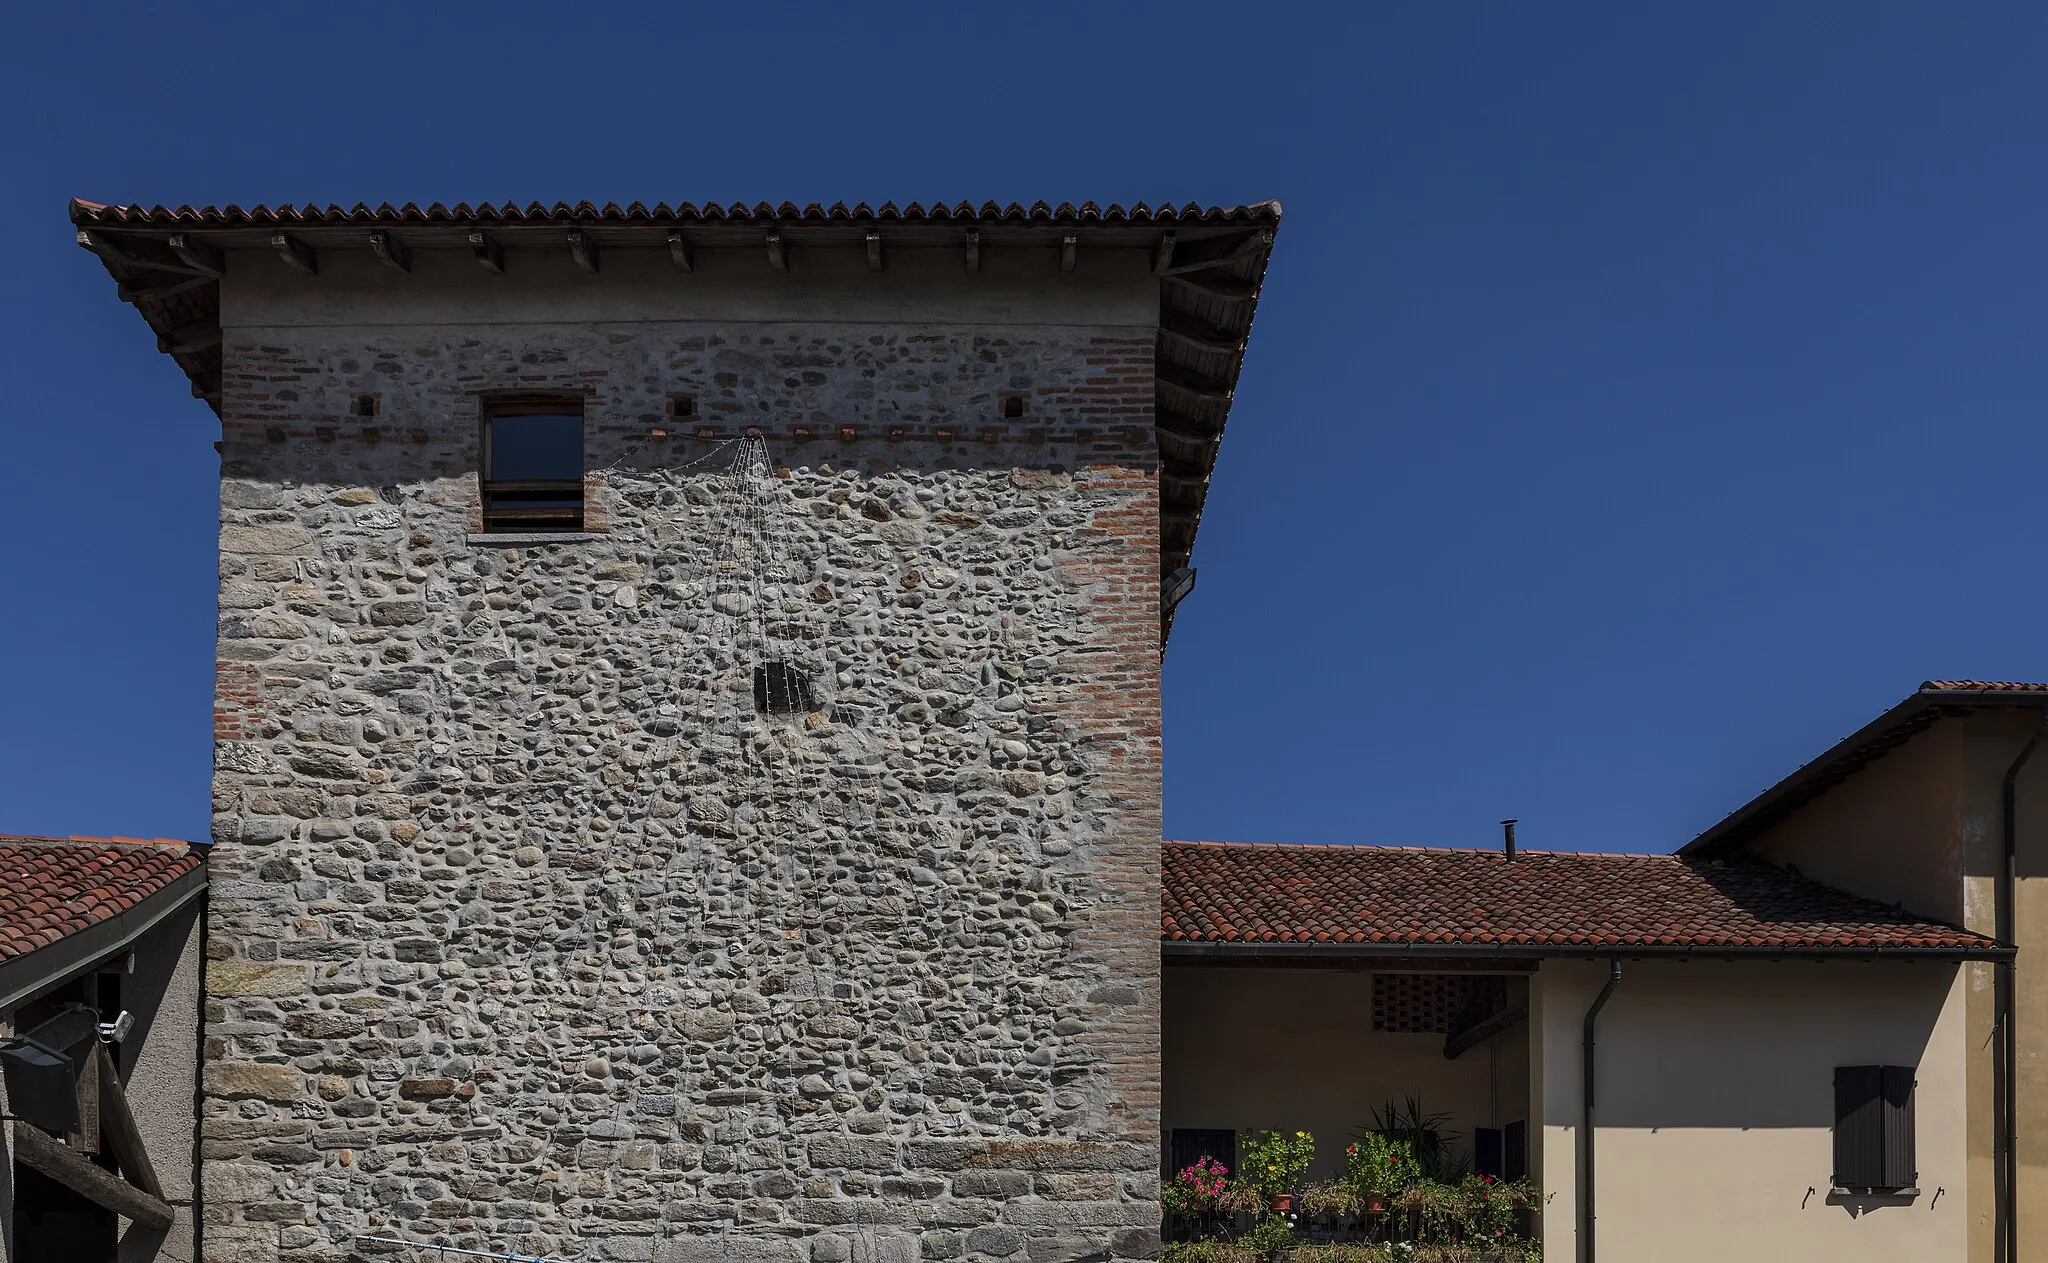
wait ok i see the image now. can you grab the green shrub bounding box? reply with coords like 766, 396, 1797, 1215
1238, 1129, 1317, 1197
1159, 1242, 1263, 1263
1235, 1214, 1300, 1259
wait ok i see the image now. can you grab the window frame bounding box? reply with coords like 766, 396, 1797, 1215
479, 395, 586, 533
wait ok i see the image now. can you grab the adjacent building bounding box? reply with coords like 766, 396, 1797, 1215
0, 835, 209, 1262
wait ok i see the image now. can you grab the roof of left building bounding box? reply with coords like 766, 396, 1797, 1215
0, 835, 208, 1012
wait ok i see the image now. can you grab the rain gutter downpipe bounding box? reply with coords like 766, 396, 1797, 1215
1997, 716, 2047, 1263
1580, 959, 1622, 1263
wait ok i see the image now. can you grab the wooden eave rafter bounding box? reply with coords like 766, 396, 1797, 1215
67, 206, 1280, 645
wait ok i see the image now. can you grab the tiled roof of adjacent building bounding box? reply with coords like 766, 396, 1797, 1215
0, 836, 207, 963
1683, 680, 2048, 857
1160, 840, 2005, 956
68, 195, 1280, 643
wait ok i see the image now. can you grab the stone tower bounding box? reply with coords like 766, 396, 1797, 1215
72, 198, 1279, 1263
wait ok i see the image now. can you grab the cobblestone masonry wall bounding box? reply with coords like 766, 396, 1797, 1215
201, 319, 1162, 1263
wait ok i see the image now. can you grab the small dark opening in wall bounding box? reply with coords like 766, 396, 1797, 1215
668, 394, 697, 419
998, 394, 1027, 420
354, 393, 380, 418
753, 662, 816, 714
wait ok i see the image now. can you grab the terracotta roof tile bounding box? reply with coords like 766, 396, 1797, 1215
1161, 840, 2000, 954
0, 836, 206, 964
69, 198, 1281, 228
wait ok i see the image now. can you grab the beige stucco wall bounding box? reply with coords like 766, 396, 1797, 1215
1536, 958, 1968, 1263
1161, 966, 1531, 1181
0, 895, 204, 1263
1741, 706, 2048, 1261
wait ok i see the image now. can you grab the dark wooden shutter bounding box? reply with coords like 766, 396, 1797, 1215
1474, 1127, 1504, 1178
1880, 1065, 1917, 1190
1835, 1064, 1916, 1190
1504, 1120, 1528, 1182
1834, 1065, 1884, 1189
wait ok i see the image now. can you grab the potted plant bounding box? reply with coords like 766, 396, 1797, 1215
1162, 1156, 1231, 1237
1343, 1131, 1415, 1215
1237, 1129, 1316, 1213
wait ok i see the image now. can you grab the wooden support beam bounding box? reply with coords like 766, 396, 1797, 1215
666, 229, 693, 272
567, 228, 599, 275
469, 230, 504, 275
116, 276, 210, 304
270, 233, 317, 276
1165, 270, 1258, 302
368, 231, 411, 274
964, 229, 980, 274
155, 317, 220, 355
1152, 231, 1176, 275
77, 230, 213, 278
1059, 234, 1078, 273
93, 1043, 162, 1199
1157, 362, 1234, 401
1444, 1000, 1528, 1062
167, 234, 225, 277
13, 1123, 173, 1232
69, 1035, 100, 1156
864, 229, 883, 273
1156, 408, 1223, 442
1157, 229, 1273, 275
1158, 310, 1244, 355
765, 231, 788, 273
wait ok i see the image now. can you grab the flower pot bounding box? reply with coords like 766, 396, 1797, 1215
1364, 1196, 1386, 1214
1270, 1193, 1294, 1213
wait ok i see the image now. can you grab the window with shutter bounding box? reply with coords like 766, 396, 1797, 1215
1834, 1064, 1917, 1192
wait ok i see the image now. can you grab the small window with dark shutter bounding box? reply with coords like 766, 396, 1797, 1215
481, 398, 584, 532
1834, 1064, 1917, 1193
1503, 1119, 1528, 1182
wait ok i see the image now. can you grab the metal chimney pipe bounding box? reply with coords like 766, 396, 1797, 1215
1500, 819, 1518, 861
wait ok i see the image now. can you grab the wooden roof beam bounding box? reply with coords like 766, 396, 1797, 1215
1157, 229, 1273, 276
964, 229, 980, 273
116, 275, 211, 304
368, 230, 411, 274
1060, 234, 1078, 273
1158, 310, 1244, 355
1156, 408, 1223, 442
568, 228, 599, 275
156, 317, 220, 355
666, 229, 693, 272
865, 229, 883, 273
1158, 363, 1233, 401
766, 230, 788, 273
271, 233, 317, 276
1153, 231, 1177, 274
14, 1124, 173, 1233
1166, 271, 1259, 303
167, 233, 225, 277
469, 230, 504, 275
76, 230, 213, 278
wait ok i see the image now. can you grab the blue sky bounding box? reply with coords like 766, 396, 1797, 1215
5, 2, 2048, 852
